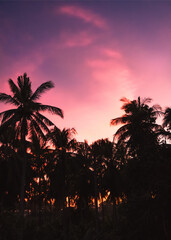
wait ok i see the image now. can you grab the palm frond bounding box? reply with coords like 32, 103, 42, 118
142, 97, 152, 105
47, 126, 62, 147
165, 107, 171, 115
152, 104, 162, 111
30, 131, 41, 150
17, 75, 24, 90
36, 112, 54, 126
32, 113, 52, 135
14, 121, 22, 140
157, 128, 171, 140
0, 93, 20, 106
116, 131, 130, 145
30, 131, 48, 154
0, 109, 16, 120
36, 104, 64, 118
17, 73, 32, 101
70, 128, 77, 135
31, 81, 54, 101
8, 79, 21, 98
30, 118, 46, 142
23, 73, 29, 85
0, 114, 19, 134
120, 97, 130, 103
110, 115, 127, 126
163, 107, 171, 128
23, 73, 32, 99
1, 109, 17, 124
68, 138, 77, 150
114, 124, 130, 140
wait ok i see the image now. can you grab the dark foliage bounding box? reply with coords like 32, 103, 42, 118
0, 78, 170, 240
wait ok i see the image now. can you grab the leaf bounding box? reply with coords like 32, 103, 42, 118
31, 81, 54, 101
37, 104, 64, 118
0, 93, 20, 106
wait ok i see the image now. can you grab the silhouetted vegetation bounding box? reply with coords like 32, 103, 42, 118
0, 74, 170, 240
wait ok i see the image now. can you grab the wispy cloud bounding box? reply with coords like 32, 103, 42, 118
58, 5, 106, 28
86, 51, 135, 102
102, 48, 122, 59
60, 30, 95, 47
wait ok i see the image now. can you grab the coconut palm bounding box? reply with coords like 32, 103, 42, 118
111, 97, 165, 231
162, 108, 171, 141
110, 97, 162, 158
0, 73, 63, 216
47, 127, 77, 240
47, 127, 77, 209
89, 139, 114, 231
48, 127, 77, 152
163, 108, 171, 130
28, 132, 52, 215
0, 126, 21, 211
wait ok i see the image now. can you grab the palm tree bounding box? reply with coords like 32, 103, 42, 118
29, 132, 51, 215
162, 108, 171, 141
163, 108, 171, 130
90, 139, 114, 228
0, 126, 21, 211
110, 97, 162, 158
47, 127, 77, 240
0, 73, 63, 216
47, 127, 77, 209
110, 97, 167, 237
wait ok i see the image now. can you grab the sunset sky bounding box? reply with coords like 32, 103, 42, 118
0, 0, 171, 143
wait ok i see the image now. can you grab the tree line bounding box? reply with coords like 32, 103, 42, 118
0, 73, 170, 240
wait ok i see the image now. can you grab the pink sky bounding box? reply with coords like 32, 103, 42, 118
0, 2, 171, 143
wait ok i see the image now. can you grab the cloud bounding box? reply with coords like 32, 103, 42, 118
60, 30, 95, 47
102, 48, 122, 59
86, 50, 135, 102
58, 5, 106, 29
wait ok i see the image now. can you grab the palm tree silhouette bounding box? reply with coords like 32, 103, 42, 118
163, 107, 171, 130
110, 97, 161, 158
162, 108, 171, 141
47, 127, 77, 240
0, 73, 63, 216
29, 132, 51, 216
47, 127, 77, 209
0, 126, 21, 211
90, 139, 113, 230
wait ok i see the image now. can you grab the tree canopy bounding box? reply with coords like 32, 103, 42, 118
0, 75, 170, 240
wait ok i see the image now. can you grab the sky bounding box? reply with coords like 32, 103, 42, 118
0, 0, 171, 143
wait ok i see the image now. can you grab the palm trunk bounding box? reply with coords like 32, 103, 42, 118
101, 195, 105, 225
19, 128, 27, 240
94, 164, 99, 238
20, 139, 27, 217
112, 197, 118, 228
68, 197, 71, 208
162, 210, 168, 240
38, 159, 42, 225
61, 150, 68, 240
